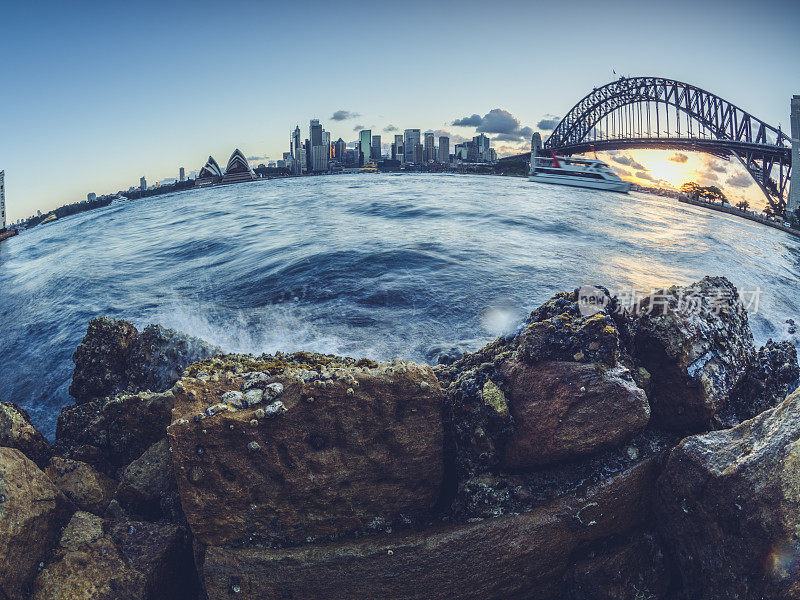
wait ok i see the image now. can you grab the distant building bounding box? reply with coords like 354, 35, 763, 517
196, 156, 223, 187
309, 119, 323, 147
334, 138, 346, 160
424, 132, 436, 162
0, 171, 5, 230
414, 143, 424, 164
404, 129, 421, 164
87, 192, 96, 202
475, 134, 491, 161
292, 126, 302, 160
295, 147, 307, 174
139, 176, 147, 191
371, 135, 381, 160
312, 145, 328, 172
221, 149, 257, 184
438, 136, 450, 163
359, 129, 372, 166
179, 167, 185, 182
322, 131, 331, 159
391, 134, 404, 162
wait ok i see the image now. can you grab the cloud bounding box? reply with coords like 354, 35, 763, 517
536, 115, 561, 131
726, 173, 753, 188
353, 124, 365, 132
452, 114, 483, 127
612, 155, 647, 171
669, 152, 689, 164
331, 110, 360, 121
698, 172, 719, 183
612, 166, 632, 178
246, 154, 269, 162
705, 158, 728, 173
383, 124, 398, 132
636, 171, 656, 182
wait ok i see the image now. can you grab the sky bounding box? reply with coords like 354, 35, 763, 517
2, 0, 799, 221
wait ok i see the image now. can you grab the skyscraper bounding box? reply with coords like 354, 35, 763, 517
414, 143, 424, 164
309, 119, 323, 147
371, 135, 381, 160
474, 134, 491, 161
424, 132, 435, 162
140, 176, 147, 191
292, 126, 302, 159
179, 167, 185, 182
359, 129, 372, 166
322, 131, 331, 159
404, 129, 420, 164
0, 171, 5, 230
438, 136, 450, 164
334, 138, 346, 159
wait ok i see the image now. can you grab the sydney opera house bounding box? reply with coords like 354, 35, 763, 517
196, 149, 256, 187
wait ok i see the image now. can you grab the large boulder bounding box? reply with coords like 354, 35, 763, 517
199, 456, 660, 600
45, 456, 117, 515
501, 360, 650, 467
0, 401, 52, 468
69, 318, 220, 404
116, 438, 181, 521
168, 354, 444, 547
633, 276, 755, 429
0, 447, 74, 600
656, 387, 800, 599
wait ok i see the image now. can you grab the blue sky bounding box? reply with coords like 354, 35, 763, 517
2, 0, 799, 220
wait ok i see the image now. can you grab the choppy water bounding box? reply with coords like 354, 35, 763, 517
2, 173, 799, 436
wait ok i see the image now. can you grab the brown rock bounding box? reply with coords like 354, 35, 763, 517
0, 401, 52, 468
656, 387, 800, 599
200, 456, 659, 600
169, 354, 444, 546
633, 276, 755, 429
501, 360, 650, 467
45, 456, 117, 515
116, 438, 181, 521
562, 530, 672, 600
0, 447, 74, 600
69, 317, 139, 403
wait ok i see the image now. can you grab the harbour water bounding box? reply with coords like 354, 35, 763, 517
1, 173, 799, 436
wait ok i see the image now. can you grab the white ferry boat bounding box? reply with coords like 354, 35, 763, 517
529, 152, 630, 193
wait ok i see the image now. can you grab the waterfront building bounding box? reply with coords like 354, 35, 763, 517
312, 145, 328, 172
789, 95, 800, 217
309, 119, 323, 147
371, 135, 381, 160
475, 134, 491, 161
196, 156, 223, 187
179, 167, 185, 182
414, 143, 424, 164
404, 129, 421, 164
359, 129, 372, 166
87, 192, 96, 202
296, 147, 308, 174
221, 149, 257, 184
322, 131, 331, 159
0, 171, 5, 230
424, 132, 436, 162
334, 138, 346, 160
139, 176, 147, 191
438, 136, 450, 164
292, 126, 302, 160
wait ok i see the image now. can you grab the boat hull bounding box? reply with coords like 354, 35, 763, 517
528, 173, 630, 193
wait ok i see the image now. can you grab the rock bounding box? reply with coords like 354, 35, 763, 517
501, 360, 650, 467
562, 530, 672, 600
45, 456, 117, 515
633, 276, 755, 429
168, 353, 444, 546
57, 389, 176, 470
199, 456, 660, 600
0, 447, 74, 600
116, 438, 181, 521
58, 510, 105, 550
69, 317, 139, 403
0, 401, 52, 468
126, 324, 220, 395
715, 339, 800, 427
655, 387, 800, 599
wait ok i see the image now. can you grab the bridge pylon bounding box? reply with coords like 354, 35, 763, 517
789, 95, 800, 219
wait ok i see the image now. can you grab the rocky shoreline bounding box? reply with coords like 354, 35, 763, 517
1, 276, 799, 599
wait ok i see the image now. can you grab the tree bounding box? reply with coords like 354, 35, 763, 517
679, 182, 702, 199
700, 186, 727, 204
736, 200, 750, 211
764, 196, 786, 219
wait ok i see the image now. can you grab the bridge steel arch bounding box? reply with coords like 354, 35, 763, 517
544, 77, 792, 210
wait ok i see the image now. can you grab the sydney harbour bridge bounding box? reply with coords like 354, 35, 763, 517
541, 76, 799, 216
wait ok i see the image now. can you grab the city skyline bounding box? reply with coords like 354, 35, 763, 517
1, 0, 799, 219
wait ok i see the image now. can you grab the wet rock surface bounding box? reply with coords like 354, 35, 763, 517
0, 401, 52, 468
656, 387, 800, 599
45, 456, 117, 515
168, 353, 444, 546
115, 438, 181, 521
633, 276, 755, 430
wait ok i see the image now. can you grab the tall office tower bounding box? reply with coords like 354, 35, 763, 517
334, 138, 346, 159
359, 129, 372, 166
312, 145, 328, 172
0, 171, 5, 230
438, 136, 450, 164
789, 95, 800, 217
309, 119, 323, 147
140, 176, 147, 191
179, 167, 185, 182
424, 132, 436, 162
296, 147, 308, 173
322, 131, 331, 159
393, 134, 404, 161
404, 129, 421, 164
371, 135, 381, 160
414, 143, 424, 164
474, 133, 490, 161
292, 126, 302, 159
305, 139, 312, 171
